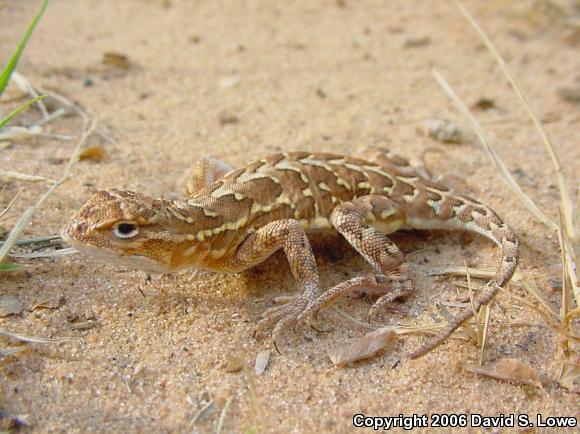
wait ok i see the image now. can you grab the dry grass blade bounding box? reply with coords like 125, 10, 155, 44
11, 72, 89, 124
0, 207, 34, 262
331, 307, 444, 335
10, 71, 48, 118
432, 67, 558, 232
0, 345, 29, 357
215, 396, 234, 434
427, 266, 495, 280
479, 305, 491, 365
519, 277, 560, 320
66, 321, 97, 331
0, 234, 61, 247
558, 212, 570, 329
0, 329, 73, 344
558, 362, 579, 393
191, 400, 216, 426
558, 208, 579, 314
465, 261, 477, 316
453, 0, 576, 241
0, 170, 54, 183
9, 247, 78, 259
0, 118, 97, 263
462, 262, 484, 345
0, 125, 42, 142
32, 107, 67, 127
0, 187, 23, 220
331, 307, 378, 330
497, 287, 579, 342
567, 307, 580, 321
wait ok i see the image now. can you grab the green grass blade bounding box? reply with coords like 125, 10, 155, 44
0, 0, 49, 97
0, 95, 46, 128
0, 262, 25, 272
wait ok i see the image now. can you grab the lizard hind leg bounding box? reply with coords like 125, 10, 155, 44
185, 156, 233, 197
298, 195, 413, 323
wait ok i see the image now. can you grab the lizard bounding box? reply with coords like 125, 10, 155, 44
62, 148, 519, 359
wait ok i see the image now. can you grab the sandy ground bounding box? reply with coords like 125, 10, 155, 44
1, 0, 579, 432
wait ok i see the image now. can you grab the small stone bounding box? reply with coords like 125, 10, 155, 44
224, 356, 244, 373
424, 118, 463, 144
0, 295, 23, 317
255, 349, 271, 376
548, 278, 563, 291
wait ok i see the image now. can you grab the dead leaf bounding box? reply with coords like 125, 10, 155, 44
79, 145, 106, 161
219, 112, 240, 125
403, 36, 431, 48
102, 52, 130, 70
327, 328, 397, 367
461, 358, 541, 386
472, 97, 496, 111
255, 349, 271, 376
0, 295, 23, 317
558, 362, 579, 393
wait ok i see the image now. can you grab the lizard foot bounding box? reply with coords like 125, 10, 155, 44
254, 296, 310, 350
367, 274, 413, 321
295, 274, 413, 325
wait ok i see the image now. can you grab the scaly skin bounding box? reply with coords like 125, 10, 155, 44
63, 149, 519, 358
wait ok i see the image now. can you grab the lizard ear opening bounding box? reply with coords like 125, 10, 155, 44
112, 221, 139, 239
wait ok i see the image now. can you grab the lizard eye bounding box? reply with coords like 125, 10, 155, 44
112, 222, 139, 239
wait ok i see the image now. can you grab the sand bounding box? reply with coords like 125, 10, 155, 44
1, 0, 578, 432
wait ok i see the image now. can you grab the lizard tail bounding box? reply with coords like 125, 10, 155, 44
409, 206, 519, 359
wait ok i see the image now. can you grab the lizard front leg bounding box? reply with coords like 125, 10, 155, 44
186, 157, 233, 196
298, 195, 413, 323
223, 219, 321, 347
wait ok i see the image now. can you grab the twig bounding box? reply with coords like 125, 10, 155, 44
453, 0, 576, 242
0, 187, 24, 220
216, 397, 234, 434
0, 118, 97, 262
432, 67, 558, 232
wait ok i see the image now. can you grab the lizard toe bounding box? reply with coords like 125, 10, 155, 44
254, 297, 309, 344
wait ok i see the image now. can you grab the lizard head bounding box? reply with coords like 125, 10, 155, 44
62, 189, 199, 273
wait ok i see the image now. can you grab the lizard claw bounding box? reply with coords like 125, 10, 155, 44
367, 278, 413, 320
254, 296, 309, 348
